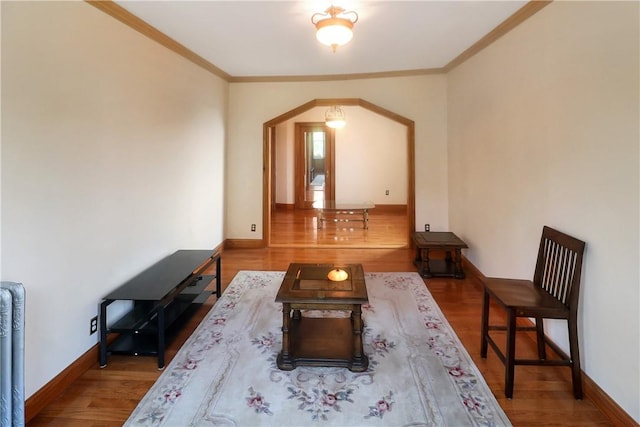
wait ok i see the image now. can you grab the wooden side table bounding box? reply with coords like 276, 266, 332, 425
412, 232, 468, 279
274, 263, 369, 372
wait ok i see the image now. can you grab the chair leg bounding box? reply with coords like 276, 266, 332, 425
568, 318, 583, 399
505, 310, 517, 399
535, 317, 546, 360
480, 289, 490, 358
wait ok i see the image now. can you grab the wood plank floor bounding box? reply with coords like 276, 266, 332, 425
28, 211, 614, 426
269, 206, 410, 247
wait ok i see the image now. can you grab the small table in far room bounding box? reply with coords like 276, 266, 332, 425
312, 200, 375, 229
412, 231, 468, 279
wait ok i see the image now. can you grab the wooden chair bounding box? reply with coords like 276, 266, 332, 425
480, 226, 586, 399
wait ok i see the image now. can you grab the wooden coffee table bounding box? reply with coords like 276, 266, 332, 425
275, 263, 369, 372
412, 231, 468, 279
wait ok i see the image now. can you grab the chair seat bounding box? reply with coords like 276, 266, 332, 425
484, 278, 569, 319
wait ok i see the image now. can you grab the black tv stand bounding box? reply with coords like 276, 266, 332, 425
99, 250, 220, 369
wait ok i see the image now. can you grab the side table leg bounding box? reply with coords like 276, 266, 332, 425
454, 248, 465, 279
363, 209, 369, 229
422, 248, 432, 278
445, 250, 452, 263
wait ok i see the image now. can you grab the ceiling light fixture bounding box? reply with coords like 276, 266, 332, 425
325, 106, 346, 129
311, 5, 359, 52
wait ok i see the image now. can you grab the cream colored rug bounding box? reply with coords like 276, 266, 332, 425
125, 271, 511, 427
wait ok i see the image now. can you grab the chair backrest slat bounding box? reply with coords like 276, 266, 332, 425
534, 226, 586, 309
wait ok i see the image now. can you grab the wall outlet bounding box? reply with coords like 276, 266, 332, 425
385, 190, 389, 195
251, 224, 256, 232
90, 316, 98, 335
425, 224, 430, 232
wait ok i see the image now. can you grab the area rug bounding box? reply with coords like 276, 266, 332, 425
125, 271, 511, 427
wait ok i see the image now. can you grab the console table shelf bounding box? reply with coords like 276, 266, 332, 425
99, 250, 220, 369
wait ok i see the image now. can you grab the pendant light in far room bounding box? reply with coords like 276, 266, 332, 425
325, 106, 346, 129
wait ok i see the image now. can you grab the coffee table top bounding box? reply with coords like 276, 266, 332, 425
412, 231, 468, 248
275, 263, 368, 304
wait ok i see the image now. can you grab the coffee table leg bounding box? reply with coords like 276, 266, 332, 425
277, 303, 295, 370
350, 304, 368, 372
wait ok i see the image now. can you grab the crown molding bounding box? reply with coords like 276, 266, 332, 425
86, 0, 232, 81
87, 0, 551, 83
442, 1, 552, 72
229, 68, 445, 83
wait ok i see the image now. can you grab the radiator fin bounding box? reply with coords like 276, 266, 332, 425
1, 282, 25, 427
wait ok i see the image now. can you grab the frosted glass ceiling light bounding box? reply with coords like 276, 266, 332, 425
311, 5, 358, 52
325, 106, 346, 129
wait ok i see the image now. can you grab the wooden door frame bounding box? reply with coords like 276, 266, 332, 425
294, 122, 335, 209
263, 98, 415, 247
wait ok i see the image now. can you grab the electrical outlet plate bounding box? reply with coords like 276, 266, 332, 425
425, 224, 430, 232
90, 316, 98, 335
251, 224, 256, 232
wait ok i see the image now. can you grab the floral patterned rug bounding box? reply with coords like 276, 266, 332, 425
125, 271, 511, 427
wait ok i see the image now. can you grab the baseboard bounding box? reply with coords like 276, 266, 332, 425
25, 336, 115, 422
462, 256, 638, 427
26, 246, 229, 422
371, 204, 407, 214
275, 203, 294, 210
224, 238, 264, 249
583, 374, 639, 426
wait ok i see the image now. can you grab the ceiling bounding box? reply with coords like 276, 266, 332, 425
112, 1, 529, 79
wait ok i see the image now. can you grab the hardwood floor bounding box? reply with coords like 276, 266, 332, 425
270, 206, 410, 248
28, 211, 615, 426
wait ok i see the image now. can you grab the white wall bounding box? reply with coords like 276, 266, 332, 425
227, 76, 448, 239
275, 121, 294, 204
447, 1, 639, 421
1, 2, 227, 398
274, 106, 407, 205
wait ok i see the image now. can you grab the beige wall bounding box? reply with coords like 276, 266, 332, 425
447, 1, 639, 421
1, 2, 227, 397
227, 75, 448, 239
274, 106, 408, 205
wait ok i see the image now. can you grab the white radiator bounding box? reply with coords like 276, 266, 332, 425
0, 282, 25, 427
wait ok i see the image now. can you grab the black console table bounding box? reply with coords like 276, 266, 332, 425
99, 250, 220, 369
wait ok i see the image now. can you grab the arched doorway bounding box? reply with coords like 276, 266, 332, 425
262, 98, 415, 247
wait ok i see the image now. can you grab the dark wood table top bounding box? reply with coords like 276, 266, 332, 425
412, 231, 468, 248
275, 263, 368, 304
